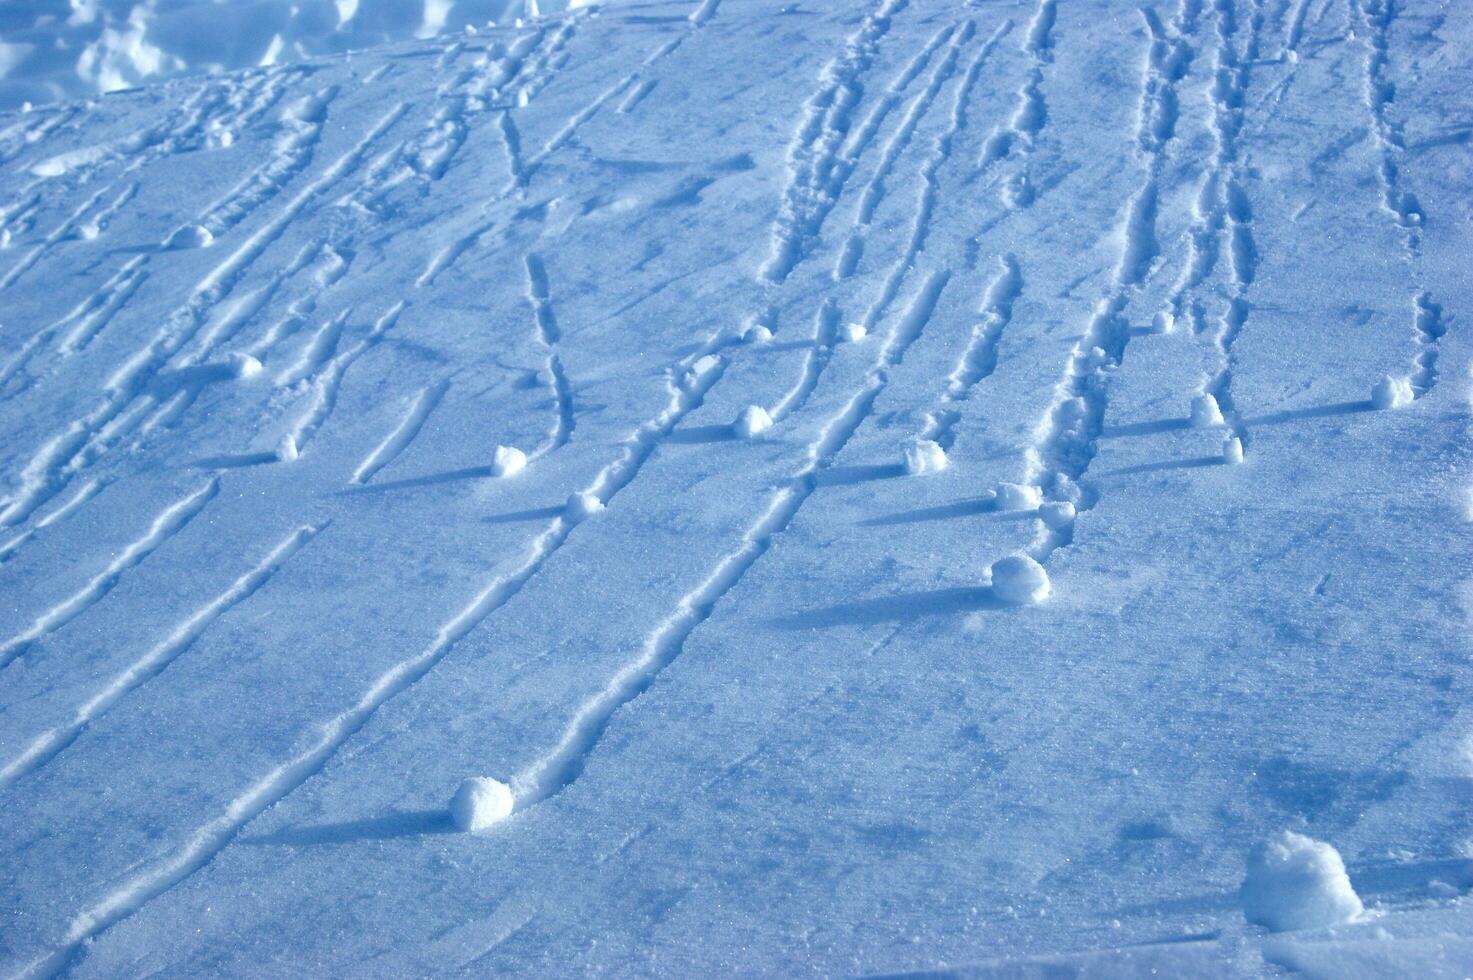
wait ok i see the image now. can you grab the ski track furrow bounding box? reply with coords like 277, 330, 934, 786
0, 479, 107, 568
523, 254, 575, 457
0, 523, 324, 792
919, 254, 1022, 449
285, 303, 406, 455
0, 103, 408, 532
1023, 0, 1202, 561
761, 0, 909, 284
514, 270, 952, 806
770, 299, 840, 421
350, 379, 450, 485
1357, 0, 1422, 252
0, 479, 218, 672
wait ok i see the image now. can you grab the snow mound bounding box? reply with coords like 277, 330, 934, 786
995, 482, 1042, 511
1371, 375, 1414, 410
165, 224, 214, 250
743, 324, 773, 345
565, 491, 603, 523
491, 445, 526, 478
1191, 393, 1225, 427
449, 776, 514, 832
1223, 435, 1245, 465
840, 322, 867, 343
902, 438, 947, 475
733, 405, 772, 439
275, 433, 299, 462
1240, 831, 1364, 932
1039, 500, 1076, 530
990, 554, 1051, 605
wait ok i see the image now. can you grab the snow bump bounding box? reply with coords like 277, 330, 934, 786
902, 438, 947, 475
990, 554, 1050, 605
491, 445, 527, 478
450, 777, 514, 832
1240, 831, 1364, 932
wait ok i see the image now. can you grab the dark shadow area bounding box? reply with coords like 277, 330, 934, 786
240, 809, 456, 846
1246, 399, 1375, 427
816, 463, 906, 487
666, 424, 736, 445
483, 506, 564, 525
1101, 417, 1191, 438
860, 496, 999, 526
772, 586, 1002, 629
341, 465, 493, 494
190, 451, 279, 469
1101, 456, 1223, 477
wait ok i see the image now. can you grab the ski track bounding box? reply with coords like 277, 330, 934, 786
515, 269, 952, 806
0, 478, 108, 567
761, 0, 910, 284
978, 0, 1056, 176
0, 102, 409, 531
0, 479, 218, 672
349, 379, 450, 485
0, 523, 324, 792
523, 253, 575, 458
1023, 0, 1203, 561
919, 254, 1023, 449
284, 303, 406, 457
1357, 0, 1422, 253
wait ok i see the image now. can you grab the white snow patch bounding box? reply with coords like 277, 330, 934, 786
1191, 393, 1224, 428
990, 554, 1051, 605
839, 322, 867, 343
1039, 500, 1076, 530
1371, 375, 1414, 410
995, 482, 1042, 511
228, 352, 264, 380
1240, 831, 1364, 932
1223, 435, 1244, 465
902, 438, 947, 476
565, 491, 603, 522
165, 224, 214, 250
491, 445, 527, 478
276, 433, 299, 462
743, 323, 773, 345
734, 405, 772, 438
450, 776, 513, 831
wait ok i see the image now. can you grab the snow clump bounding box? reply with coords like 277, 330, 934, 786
990, 554, 1051, 605
734, 405, 772, 438
903, 438, 947, 475
1191, 393, 1225, 427
1240, 831, 1364, 932
995, 482, 1042, 511
565, 491, 604, 523
450, 776, 514, 832
491, 445, 527, 478
1371, 375, 1414, 410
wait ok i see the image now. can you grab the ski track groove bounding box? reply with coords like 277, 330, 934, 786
523, 254, 575, 457
349, 379, 450, 485
284, 303, 406, 456
515, 270, 952, 806
0, 523, 325, 793
0, 479, 219, 672
1023, 0, 1203, 561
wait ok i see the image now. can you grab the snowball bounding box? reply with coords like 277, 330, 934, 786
165, 223, 214, 249
228, 352, 263, 379
1240, 831, 1364, 932
743, 323, 773, 345
449, 776, 514, 832
995, 482, 1042, 511
1223, 435, 1244, 465
903, 438, 947, 475
1371, 374, 1414, 409
1039, 500, 1076, 530
565, 491, 604, 522
77, 222, 101, 241
734, 405, 772, 438
1191, 393, 1224, 427
840, 321, 867, 343
990, 554, 1051, 605
1151, 310, 1175, 334
491, 445, 527, 478
276, 433, 299, 462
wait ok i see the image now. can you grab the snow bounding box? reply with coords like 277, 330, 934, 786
989, 554, 1051, 605
1371, 374, 1415, 410
0, 0, 1470, 975
449, 776, 514, 831
1240, 831, 1365, 933
733, 404, 772, 439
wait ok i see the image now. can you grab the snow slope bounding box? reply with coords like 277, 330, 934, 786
1, 0, 1471, 975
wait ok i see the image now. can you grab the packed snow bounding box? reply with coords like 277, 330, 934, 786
0, 0, 1470, 975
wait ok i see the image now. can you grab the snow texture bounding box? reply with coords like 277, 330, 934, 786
1241, 831, 1365, 933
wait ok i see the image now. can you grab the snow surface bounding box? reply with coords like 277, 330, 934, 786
1, 0, 1471, 975
1240, 830, 1365, 933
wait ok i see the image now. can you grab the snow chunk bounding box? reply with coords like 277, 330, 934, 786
1240, 831, 1364, 932
450, 776, 513, 832
165, 223, 214, 250
903, 438, 947, 475
276, 434, 299, 462
995, 482, 1041, 511
990, 554, 1051, 605
1151, 310, 1176, 334
1039, 500, 1076, 530
743, 323, 773, 345
1223, 435, 1244, 465
1371, 374, 1414, 410
491, 445, 527, 478
840, 322, 867, 343
684, 354, 720, 390
734, 405, 772, 438
1191, 393, 1224, 427
565, 491, 604, 522
228, 352, 263, 380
